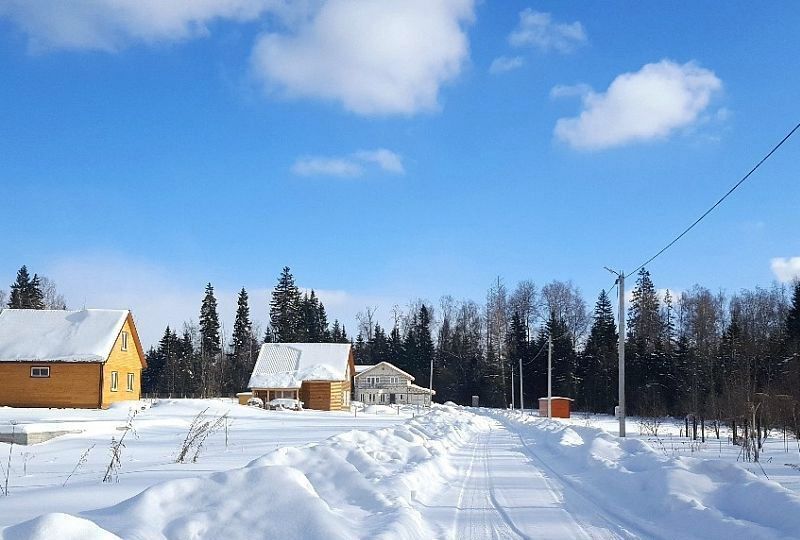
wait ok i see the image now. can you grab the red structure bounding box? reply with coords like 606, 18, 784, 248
538, 397, 574, 418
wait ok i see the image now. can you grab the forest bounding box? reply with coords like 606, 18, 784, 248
4, 264, 800, 439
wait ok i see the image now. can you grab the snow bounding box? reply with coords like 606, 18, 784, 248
2, 403, 800, 539
491, 409, 800, 539
248, 343, 351, 389
0, 309, 128, 363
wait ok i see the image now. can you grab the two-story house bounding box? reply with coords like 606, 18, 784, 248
353, 361, 434, 406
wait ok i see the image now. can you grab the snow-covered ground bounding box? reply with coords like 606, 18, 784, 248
0, 399, 413, 531
543, 410, 800, 495
2, 402, 800, 539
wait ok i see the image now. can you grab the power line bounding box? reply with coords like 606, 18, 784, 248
628, 121, 800, 276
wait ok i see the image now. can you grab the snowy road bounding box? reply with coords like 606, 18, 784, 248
419, 419, 632, 540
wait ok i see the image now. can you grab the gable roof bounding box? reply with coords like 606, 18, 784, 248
248, 343, 353, 389
353, 361, 415, 381
354, 364, 374, 374
0, 309, 131, 363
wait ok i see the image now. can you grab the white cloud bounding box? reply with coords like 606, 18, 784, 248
353, 149, 405, 174
292, 148, 404, 177
771, 257, 800, 283
0, 0, 279, 52
508, 9, 586, 53
250, 0, 475, 115
489, 55, 524, 74
291, 157, 363, 178
553, 60, 722, 150
549, 83, 591, 99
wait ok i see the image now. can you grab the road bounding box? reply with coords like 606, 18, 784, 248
417, 418, 634, 540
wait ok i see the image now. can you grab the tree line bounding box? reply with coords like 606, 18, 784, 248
3, 263, 799, 439
350, 271, 800, 440
141, 267, 351, 397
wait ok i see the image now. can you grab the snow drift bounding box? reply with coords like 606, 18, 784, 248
1, 406, 490, 540
495, 411, 800, 540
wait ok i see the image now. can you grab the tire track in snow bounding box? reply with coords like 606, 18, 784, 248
503, 416, 656, 540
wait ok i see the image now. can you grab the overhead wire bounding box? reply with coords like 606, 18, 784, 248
627, 121, 800, 277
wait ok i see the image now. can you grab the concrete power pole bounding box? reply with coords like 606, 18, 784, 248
510, 357, 515, 410
547, 334, 553, 418
429, 354, 434, 406
618, 272, 626, 437
519, 357, 524, 412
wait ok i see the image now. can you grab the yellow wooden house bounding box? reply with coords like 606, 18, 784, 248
0, 309, 146, 409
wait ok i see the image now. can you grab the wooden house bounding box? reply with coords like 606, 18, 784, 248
247, 343, 355, 411
0, 309, 146, 409
353, 362, 435, 406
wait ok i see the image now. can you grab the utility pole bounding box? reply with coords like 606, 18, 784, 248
510, 356, 515, 410
547, 333, 553, 418
617, 272, 626, 437
519, 357, 524, 412
604, 267, 627, 438
429, 354, 434, 406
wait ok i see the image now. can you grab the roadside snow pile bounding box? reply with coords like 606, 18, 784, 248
362, 404, 398, 415
1, 406, 489, 540
497, 411, 800, 540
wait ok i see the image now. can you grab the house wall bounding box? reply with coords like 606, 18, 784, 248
101, 318, 144, 407
357, 388, 431, 406
300, 381, 347, 411
0, 362, 102, 408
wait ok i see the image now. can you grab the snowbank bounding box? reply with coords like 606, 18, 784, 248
495, 411, 800, 540
2, 406, 489, 540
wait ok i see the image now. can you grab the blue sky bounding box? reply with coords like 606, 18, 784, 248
1, 1, 799, 346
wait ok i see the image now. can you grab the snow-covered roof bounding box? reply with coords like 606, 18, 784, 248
354, 364, 374, 374
0, 309, 130, 363
248, 343, 353, 389
353, 361, 415, 381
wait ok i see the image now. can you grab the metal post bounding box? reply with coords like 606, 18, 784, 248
618, 272, 626, 437
547, 334, 552, 418
519, 357, 524, 413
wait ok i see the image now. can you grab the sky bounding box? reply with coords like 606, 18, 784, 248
1, 1, 799, 347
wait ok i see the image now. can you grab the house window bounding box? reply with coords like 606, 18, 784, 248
111, 371, 119, 392
121, 331, 129, 352
127, 373, 135, 392
30, 366, 50, 378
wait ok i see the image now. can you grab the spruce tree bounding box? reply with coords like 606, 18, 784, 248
581, 290, 618, 412
231, 288, 255, 391
28, 274, 45, 309
270, 267, 302, 342
8, 266, 32, 308
199, 283, 221, 396
626, 268, 663, 414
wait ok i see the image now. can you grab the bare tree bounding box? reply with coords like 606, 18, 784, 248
541, 280, 590, 346
39, 276, 67, 310
356, 306, 378, 341
509, 280, 540, 340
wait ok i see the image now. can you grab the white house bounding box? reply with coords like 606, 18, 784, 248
353, 362, 435, 406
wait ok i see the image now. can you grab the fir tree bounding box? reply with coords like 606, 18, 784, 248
581, 290, 618, 412
199, 283, 221, 396
270, 267, 302, 342
28, 274, 45, 309
626, 268, 663, 414
8, 266, 33, 308
231, 288, 256, 392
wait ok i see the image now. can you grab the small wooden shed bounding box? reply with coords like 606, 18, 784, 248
538, 397, 574, 418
